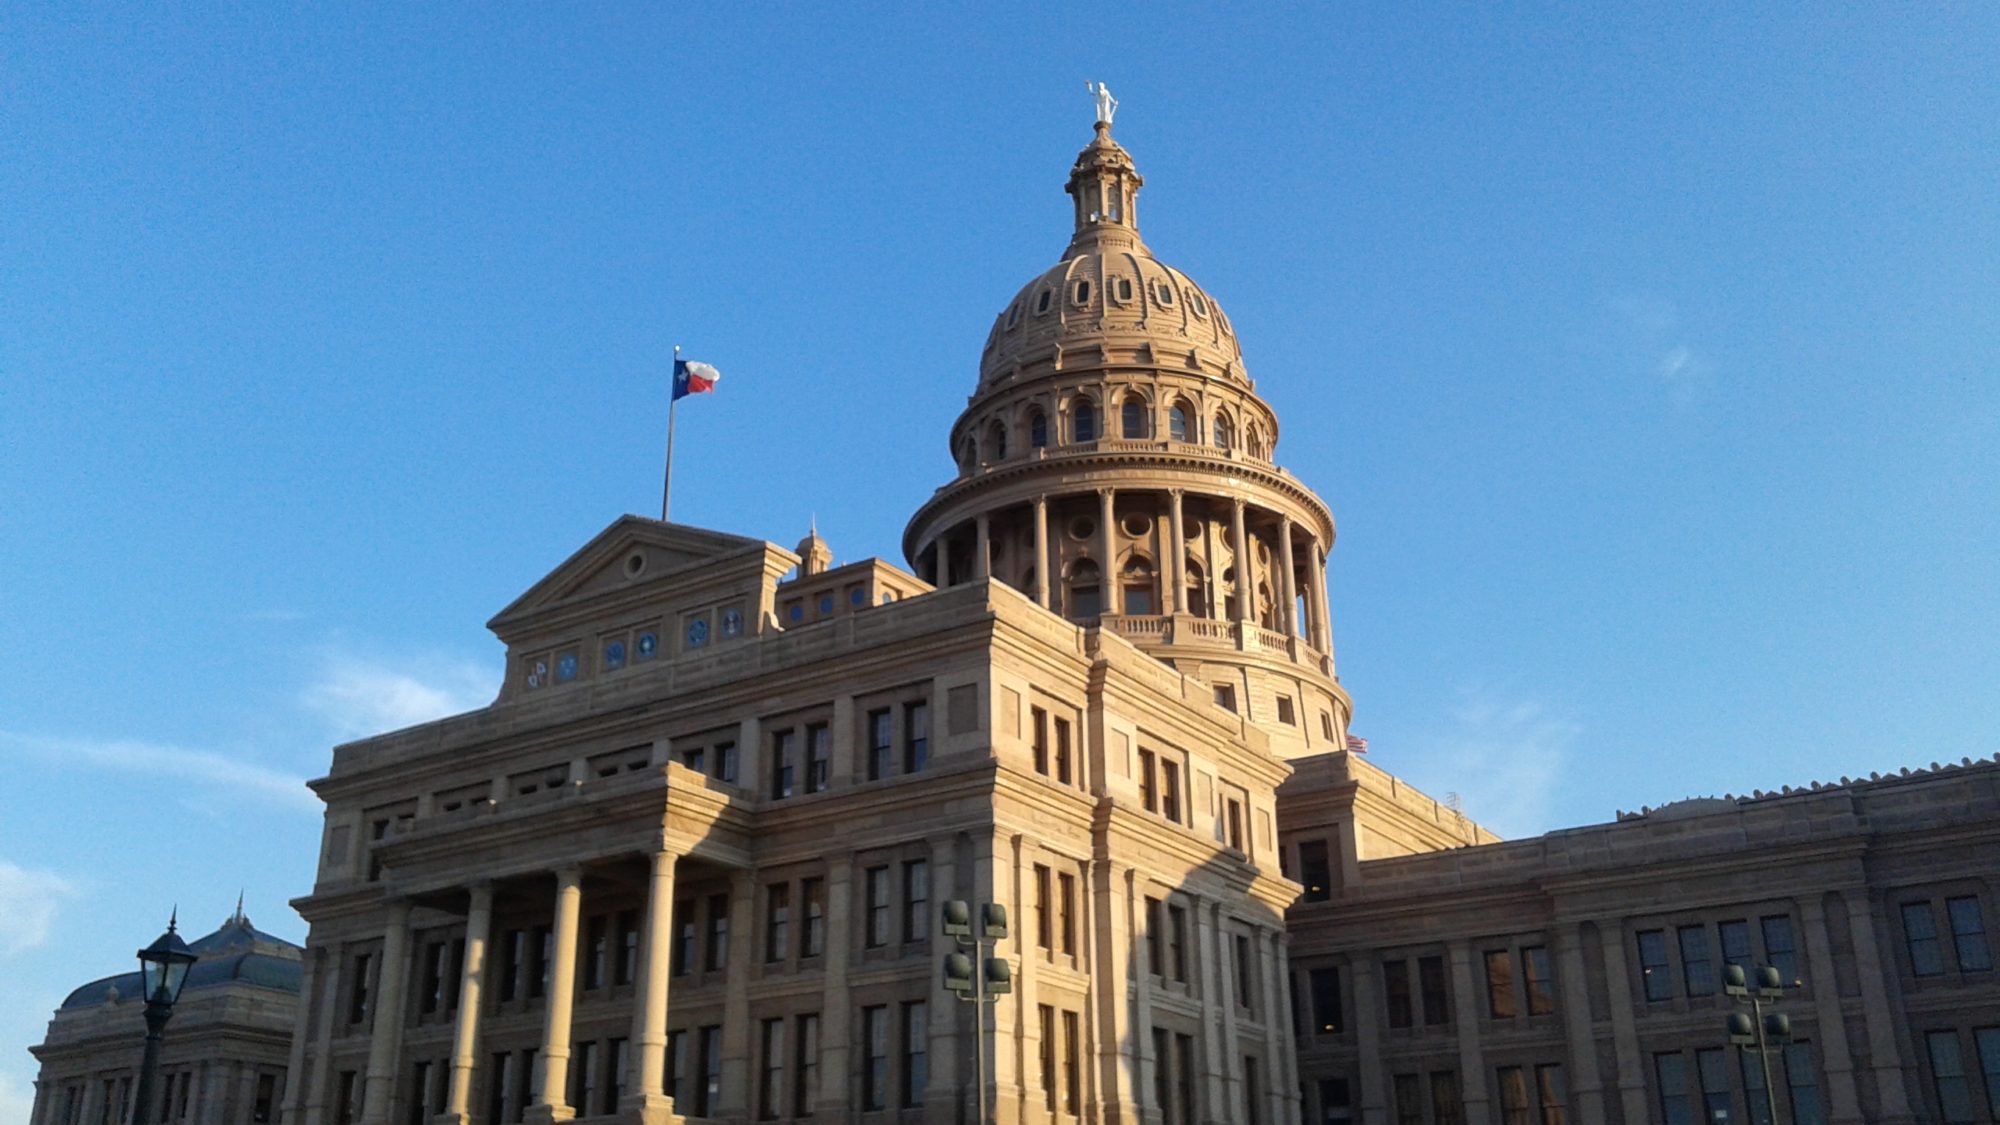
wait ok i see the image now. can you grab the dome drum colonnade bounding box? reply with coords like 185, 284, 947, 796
904, 121, 1350, 751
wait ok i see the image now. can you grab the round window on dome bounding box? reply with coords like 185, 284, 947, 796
1121, 513, 1152, 538
1068, 517, 1096, 541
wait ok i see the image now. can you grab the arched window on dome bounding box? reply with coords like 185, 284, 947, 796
1212, 412, 1234, 450
1257, 582, 1277, 630
1072, 398, 1098, 443
988, 420, 1008, 461
1066, 559, 1102, 621
1246, 422, 1266, 459
1121, 558, 1157, 616
1184, 559, 1209, 618
1028, 409, 1049, 449
958, 438, 977, 471
1169, 400, 1192, 442
1121, 396, 1147, 439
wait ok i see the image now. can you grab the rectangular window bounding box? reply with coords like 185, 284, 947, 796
1496, 1066, 1530, 1125
1743, 1044, 1774, 1125
1905, 902, 1945, 976
1032, 706, 1050, 774
1226, 798, 1245, 851
1484, 950, 1517, 1019
583, 917, 607, 990
672, 900, 695, 977
1145, 896, 1164, 977
337, 1071, 359, 1125
1418, 954, 1449, 1026
1175, 1035, 1196, 1125
1536, 1064, 1569, 1125
1678, 924, 1715, 996
1927, 1030, 1972, 1124
1309, 966, 1343, 1034
905, 700, 930, 773
1947, 896, 1992, 972
1168, 903, 1188, 981
1523, 945, 1554, 1015
532, 926, 552, 998
1244, 1056, 1263, 1125
1637, 929, 1674, 1001
1062, 1010, 1081, 1114
1392, 1074, 1422, 1125
1320, 1077, 1354, 1125
1298, 839, 1332, 902
1054, 716, 1073, 784
663, 1031, 684, 1106
420, 940, 447, 1012
1035, 864, 1053, 949
1784, 1041, 1823, 1125
805, 721, 831, 793
868, 708, 894, 780
862, 1006, 889, 1111
1139, 749, 1158, 811
1696, 1048, 1731, 1124
1719, 918, 1753, 971
765, 883, 791, 963
800, 877, 825, 958
1277, 695, 1296, 724
1058, 871, 1077, 954
1161, 759, 1182, 821
513, 1050, 537, 1123
1429, 1070, 1462, 1125
616, 911, 638, 986
759, 1018, 785, 1120
1762, 914, 1804, 986
705, 893, 729, 972
1214, 684, 1237, 712
1234, 933, 1256, 1012
1384, 959, 1413, 1029
865, 866, 891, 948
347, 952, 372, 1023
569, 1041, 598, 1118
681, 744, 706, 773
903, 859, 929, 944
771, 729, 797, 799
1975, 1028, 2000, 1118
1655, 1052, 1692, 1125
902, 1001, 928, 1107
716, 741, 738, 783
1042, 1006, 1060, 1111
697, 1025, 722, 1117
607, 1038, 627, 1112
793, 1013, 819, 1117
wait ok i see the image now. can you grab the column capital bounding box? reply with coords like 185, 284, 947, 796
553, 864, 583, 884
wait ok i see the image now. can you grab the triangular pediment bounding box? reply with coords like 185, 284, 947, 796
487, 516, 769, 632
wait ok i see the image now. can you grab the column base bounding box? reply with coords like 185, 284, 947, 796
523, 1104, 576, 1125
617, 1092, 682, 1125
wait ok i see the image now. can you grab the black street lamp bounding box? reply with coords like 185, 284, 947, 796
1724, 963, 1792, 1125
942, 900, 1012, 1125
131, 910, 198, 1125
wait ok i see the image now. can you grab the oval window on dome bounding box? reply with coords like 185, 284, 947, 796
1115, 277, 1134, 303
1154, 282, 1175, 307
1005, 303, 1021, 329
1190, 292, 1208, 317
1074, 280, 1091, 305
1036, 289, 1053, 314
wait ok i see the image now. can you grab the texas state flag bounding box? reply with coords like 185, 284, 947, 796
672, 358, 722, 401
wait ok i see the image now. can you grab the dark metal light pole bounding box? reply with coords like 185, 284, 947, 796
131, 911, 198, 1125
942, 900, 1012, 1125
1724, 963, 1791, 1125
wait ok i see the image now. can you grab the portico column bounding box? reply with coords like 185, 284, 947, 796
975, 513, 992, 580
529, 867, 584, 1124
1229, 499, 1251, 624
625, 848, 680, 1123
359, 900, 413, 1125
1098, 488, 1116, 613
1168, 490, 1188, 613
1277, 516, 1298, 635
441, 883, 494, 1124
1033, 497, 1052, 608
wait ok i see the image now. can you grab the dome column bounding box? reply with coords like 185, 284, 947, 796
1033, 496, 1051, 607
975, 513, 992, 580
1098, 488, 1117, 611
1168, 490, 1188, 613
1229, 499, 1252, 624
1278, 516, 1298, 636
1311, 543, 1333, 655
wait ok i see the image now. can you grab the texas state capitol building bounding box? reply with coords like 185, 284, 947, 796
272, 112, 2000, 1125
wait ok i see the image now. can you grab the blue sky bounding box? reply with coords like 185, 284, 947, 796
2, 5, 1996, 1108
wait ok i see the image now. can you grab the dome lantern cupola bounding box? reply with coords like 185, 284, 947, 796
1064, 122, 1147, 258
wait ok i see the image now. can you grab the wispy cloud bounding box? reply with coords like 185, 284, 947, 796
1406, 687, 1581, 838
1608, 295, 1711, 389
2, 731, 318, 810
0, 859, 80, 957
300, 649, 494, 741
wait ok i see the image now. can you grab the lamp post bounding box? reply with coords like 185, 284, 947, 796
942, 900, 1012, 1125
131, 910, 198, 1125
1723, 963, 1791, 1125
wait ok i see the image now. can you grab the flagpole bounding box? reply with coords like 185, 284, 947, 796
661, 344, 679, 522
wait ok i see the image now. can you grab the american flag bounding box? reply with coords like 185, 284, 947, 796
1345, 734, 1369, 753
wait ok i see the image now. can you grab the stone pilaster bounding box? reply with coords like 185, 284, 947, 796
1445, 941, 1489, 1123
360, 900, 413, 1125
1845, 892, 1916, 1122
1598, 923, 1651, 1123
1553, 923, 1605, 1122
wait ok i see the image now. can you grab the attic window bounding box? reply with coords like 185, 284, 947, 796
624, 553, 646, 577
1190, 292, 1208, 317
1115, 277, 1134, 302
1074, 280, 1091, 305
1036, 288, 1053, 314
1006, 303, 1022, 329
1154, 283, 1174, 307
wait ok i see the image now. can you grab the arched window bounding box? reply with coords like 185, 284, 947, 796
1066, 559, 1102, 620
988, 420, 1007, 460
1029, 409, 1049, 448
1169, 400, 1191, 442
1246, 422, 1265, 458
1121, 396, 1146, 439
1121, 558, 1157, 615
1073, 399, 1098, 443
1213, 412, 1234, 449
959, 438, 976, 470
1184, 560, 1208, 619
1257, 582, 1276, 630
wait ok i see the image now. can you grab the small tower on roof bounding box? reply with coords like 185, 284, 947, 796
796, 520, 832, 577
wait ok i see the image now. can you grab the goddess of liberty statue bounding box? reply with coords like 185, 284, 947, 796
1087, 81, 1118, 126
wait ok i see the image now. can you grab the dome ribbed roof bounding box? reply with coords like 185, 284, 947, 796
977, 123, 1245, 389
